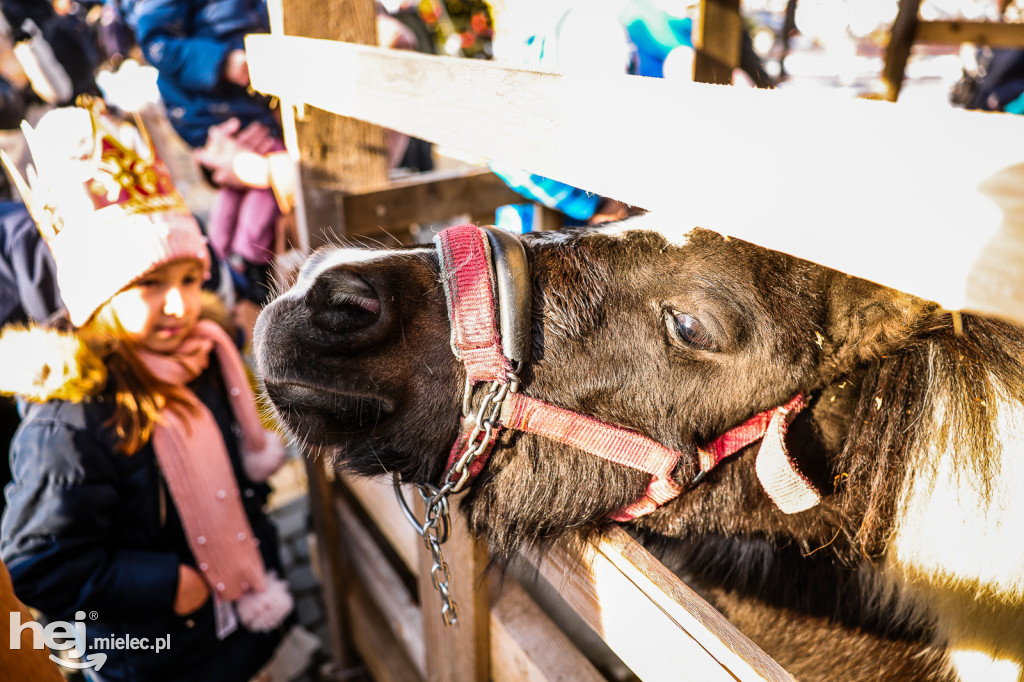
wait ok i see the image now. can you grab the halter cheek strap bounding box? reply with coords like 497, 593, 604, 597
437, 224, 821, 519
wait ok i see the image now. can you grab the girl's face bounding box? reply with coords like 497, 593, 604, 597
107, 259, 205, 354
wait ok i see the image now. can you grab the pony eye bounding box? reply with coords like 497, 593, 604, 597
669, 311, 717, 351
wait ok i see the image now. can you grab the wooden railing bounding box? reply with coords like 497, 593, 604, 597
248, 34, 1024, 328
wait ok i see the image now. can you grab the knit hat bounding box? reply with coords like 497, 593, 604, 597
3, 100, 210, 326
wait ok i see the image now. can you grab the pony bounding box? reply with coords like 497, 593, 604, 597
253, 219, 1024, 681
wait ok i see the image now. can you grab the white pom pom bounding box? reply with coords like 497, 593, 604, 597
243, 431, 287, 483
236, 573, 293, 632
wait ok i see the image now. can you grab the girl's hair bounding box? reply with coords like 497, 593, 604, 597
79, 302, 195, 455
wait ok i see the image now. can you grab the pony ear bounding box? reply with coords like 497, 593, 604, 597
823, 274, 936, 373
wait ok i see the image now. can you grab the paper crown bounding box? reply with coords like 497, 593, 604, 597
2, 100, 209, 326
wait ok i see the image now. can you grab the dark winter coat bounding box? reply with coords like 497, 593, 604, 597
129, 0, 280, 147
0, 326, 284, 682
0, 0, 101, 103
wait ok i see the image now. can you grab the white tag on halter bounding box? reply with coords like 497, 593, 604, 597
755, 407, 821, 514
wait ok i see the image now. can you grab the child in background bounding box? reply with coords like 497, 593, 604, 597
0, 102, 292, 682
128, 0, 284, 302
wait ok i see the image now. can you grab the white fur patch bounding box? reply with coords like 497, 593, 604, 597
591, 213, 696, 247
281, 247, 432, 300
886, 377, 1024, 681
948, 649, 1022, 682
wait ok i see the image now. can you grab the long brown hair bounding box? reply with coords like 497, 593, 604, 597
79, 303, 195, 455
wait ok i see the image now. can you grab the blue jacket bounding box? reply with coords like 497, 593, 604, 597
130, 0, 279, 147
0, 339, 283, 682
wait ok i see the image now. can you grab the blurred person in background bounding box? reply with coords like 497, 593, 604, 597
0, 0, 101, 105
128, 0, 284, 303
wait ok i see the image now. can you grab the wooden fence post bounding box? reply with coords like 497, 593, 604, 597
271, 0, 388, 666
882, 0, 922, 102
693, 0, 743, 85
277, 0, 389, 249
417, 498, 490, 681
303, 458, 355, 672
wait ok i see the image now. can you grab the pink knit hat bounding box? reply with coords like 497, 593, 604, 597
4, 102, 210, 326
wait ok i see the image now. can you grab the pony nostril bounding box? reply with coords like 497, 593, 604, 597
308, 268, 381, 334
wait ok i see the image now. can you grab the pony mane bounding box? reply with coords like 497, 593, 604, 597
835, 314, 1024, 562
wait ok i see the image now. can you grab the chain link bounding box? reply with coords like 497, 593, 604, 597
448, 373, 519, 493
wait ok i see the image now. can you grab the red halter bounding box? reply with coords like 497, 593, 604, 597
436, 224, 820, 519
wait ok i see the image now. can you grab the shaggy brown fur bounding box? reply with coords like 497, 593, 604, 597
254, 226, 1024, 681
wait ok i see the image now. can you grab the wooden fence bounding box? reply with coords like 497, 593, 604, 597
246, 7, 1024, 680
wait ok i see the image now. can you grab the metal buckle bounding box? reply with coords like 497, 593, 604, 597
484, 228, 531, 365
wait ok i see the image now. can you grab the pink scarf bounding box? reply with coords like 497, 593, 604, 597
139, 319, 291, 632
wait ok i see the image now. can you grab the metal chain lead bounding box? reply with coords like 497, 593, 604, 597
392, 369, 520, 625
393, 474, 459, 624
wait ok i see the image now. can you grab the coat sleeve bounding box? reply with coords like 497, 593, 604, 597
489, 164, 602, 221
132, 0, 232, 94
0, 417, 181, 621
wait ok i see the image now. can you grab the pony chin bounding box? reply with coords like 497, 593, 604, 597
886, 378, 1024, 681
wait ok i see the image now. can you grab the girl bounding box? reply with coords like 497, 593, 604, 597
0, 103, 292, 682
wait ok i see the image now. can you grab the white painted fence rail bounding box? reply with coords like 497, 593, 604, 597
247, 33, 1024, 327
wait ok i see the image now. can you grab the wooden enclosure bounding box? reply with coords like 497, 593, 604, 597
248, 2, 1024, 680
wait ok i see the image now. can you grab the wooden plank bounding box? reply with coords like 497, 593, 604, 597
341, 473, 420, 573
336, 494, 426, 676
303, 457, 354, 666
342, 167, 522, 237
914, 20, 1024, 47
490, 577, 606, 682
881, 0, 921, 101
693, 0, 743, 85
417, 497, 490, 682
347, 582, 423, 682
596, 527, 793, 682
526, 532, 794, 682
248, 36, 1024, 325
528, 541, 736, 681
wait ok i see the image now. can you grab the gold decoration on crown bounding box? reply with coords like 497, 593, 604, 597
0, 96, 189, 246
